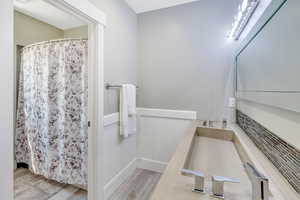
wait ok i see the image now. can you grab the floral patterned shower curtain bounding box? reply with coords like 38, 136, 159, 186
15, 39, 88, 186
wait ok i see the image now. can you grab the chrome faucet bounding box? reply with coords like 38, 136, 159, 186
211, 175, 240, 199
244, 163, 269, 200
181, 169, 205, 193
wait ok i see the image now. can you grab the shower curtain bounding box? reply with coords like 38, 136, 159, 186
15, 39, 88, 186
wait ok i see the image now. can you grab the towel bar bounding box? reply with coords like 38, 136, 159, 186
105, 83, 139, 89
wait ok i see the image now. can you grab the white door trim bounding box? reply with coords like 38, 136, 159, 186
45, 0, 106, 26
0, 1, 14, 199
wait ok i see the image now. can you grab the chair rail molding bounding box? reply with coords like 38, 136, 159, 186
137, 108, 197, 120
103, 108, 197, 127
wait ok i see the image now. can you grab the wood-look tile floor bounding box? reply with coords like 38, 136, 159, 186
14, 168, 87, 200
108, 168, 161, 200
14, 168, 161, 200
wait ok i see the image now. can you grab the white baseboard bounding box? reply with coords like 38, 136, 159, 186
136, 158, 168, 173
104, 158, 137, 199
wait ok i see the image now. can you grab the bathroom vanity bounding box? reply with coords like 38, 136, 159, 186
150, 121, 297, 200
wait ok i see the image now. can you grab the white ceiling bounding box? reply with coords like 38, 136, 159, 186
125, 0, 201, 13
14, 0, 202, 28
14, 0, 85, 30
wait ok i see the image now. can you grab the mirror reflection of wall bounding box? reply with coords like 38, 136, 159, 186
236, 0, 300, 113
14, 0, 88, 199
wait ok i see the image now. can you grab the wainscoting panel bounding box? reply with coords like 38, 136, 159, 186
137, 108, 196, 164
236, 110, 300, 194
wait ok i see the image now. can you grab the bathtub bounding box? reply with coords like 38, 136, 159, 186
150, 122, 294, 200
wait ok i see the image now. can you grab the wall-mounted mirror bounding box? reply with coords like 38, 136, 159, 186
236, 0, 300, 113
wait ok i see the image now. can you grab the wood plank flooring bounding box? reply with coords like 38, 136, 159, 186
14, 168, 87, 200
108, 168, 161, 200
14, 168, 161, 200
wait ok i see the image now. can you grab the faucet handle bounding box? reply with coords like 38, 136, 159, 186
181, 169, 204, 177
181, 169, 205, 193
212, 176, 240, 199
212, 176, 240, 183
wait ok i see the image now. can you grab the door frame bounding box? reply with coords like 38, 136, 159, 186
10, 0, 106, 199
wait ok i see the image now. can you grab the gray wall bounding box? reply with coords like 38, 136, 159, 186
88, 0, 138, 186
90, 0, 138, 115
14, 11, 64, 46
137, 0, 237, 120
64, 25, 88, 38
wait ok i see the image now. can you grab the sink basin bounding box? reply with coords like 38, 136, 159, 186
183, 127, 261, 199
150, 123, 291, 200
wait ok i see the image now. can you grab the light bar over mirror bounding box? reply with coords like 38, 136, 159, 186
229, 0, 260, 40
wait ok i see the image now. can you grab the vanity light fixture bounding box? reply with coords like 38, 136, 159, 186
229, 0, 260, 40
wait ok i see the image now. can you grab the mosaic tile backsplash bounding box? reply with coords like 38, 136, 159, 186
236, 110, 300, 194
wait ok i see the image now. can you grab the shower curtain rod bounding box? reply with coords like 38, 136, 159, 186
24, 38, 88, 48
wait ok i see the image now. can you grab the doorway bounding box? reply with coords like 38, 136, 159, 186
0, 0, 106, 200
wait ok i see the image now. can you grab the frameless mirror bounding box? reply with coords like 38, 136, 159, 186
236, 0, 300, 113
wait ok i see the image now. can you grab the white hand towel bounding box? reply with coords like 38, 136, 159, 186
120, 84, 136, 137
